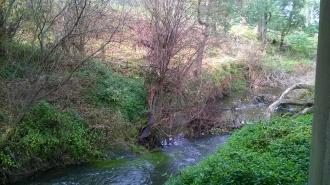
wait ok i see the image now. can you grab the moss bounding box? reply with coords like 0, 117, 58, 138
129, 144, 148, 155
90, 150, 170, 171
141, 152, 171, 169
90, 158, 128, 169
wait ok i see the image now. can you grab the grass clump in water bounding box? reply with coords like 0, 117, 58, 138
166, 115, 312, 185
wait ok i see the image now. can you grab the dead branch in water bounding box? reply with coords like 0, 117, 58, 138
266, 83, 314, 118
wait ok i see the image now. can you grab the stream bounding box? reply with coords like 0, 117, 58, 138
20, 88, 282, 185
21, 135, 228, 185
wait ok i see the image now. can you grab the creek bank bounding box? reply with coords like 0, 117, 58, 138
6, 82, 282, 185
138, 84, 283, 149
19, 135, 229, 185
18, 86, 283, 185
166, 115, 312, 185
0, 62, 147, 185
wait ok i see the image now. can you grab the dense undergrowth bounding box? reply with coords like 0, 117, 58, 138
167, 115, 312, 185
0, 43, 148, 184
0, 102, 101, 183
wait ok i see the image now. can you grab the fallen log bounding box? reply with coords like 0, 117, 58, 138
266, 83, 314, 118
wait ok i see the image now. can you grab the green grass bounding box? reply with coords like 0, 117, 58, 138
76, 62, 148, 143
204, 63, 248, 95
79, 62, 147, 122
166, 115, 312, 185
262, 54, 312, 72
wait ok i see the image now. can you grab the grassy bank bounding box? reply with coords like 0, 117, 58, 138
167, 115, 312, 185
0, 43, 148, 184
0, 102, 101, 183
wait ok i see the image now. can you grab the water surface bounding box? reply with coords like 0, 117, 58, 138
22, 135, 229, 185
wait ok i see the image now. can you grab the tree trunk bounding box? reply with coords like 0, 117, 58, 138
257, 12, 271, 45
308, 0, 330, 184
138, 82, 162, 148
279, 31, 285, 49
196, 0, 210, 75
0, 1, 5, 51
266, 83, 314, 118
195, 30, 208, 75
257, 15, 266, 44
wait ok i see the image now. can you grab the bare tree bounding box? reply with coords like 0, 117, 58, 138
0, 0, 128, 145
137, 0, 223, 146
138, 0, 198, 145
196, 0, 211, 75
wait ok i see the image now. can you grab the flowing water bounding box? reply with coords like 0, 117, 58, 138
21, 135, 229, 185
21, 88, 282, 185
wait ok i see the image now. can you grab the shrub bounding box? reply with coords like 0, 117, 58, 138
304, 24, 319, 36
21, 102, 97, 159
230, 25, 258, 41
285, 32, 317, 58
204, 63, 248, 95
167, 115, 312, 185
0, 102, 100, 181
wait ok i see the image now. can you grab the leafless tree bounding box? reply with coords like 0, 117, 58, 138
195, 0, 211, 75
138, 0, 220, 146
0, 0, 128, 145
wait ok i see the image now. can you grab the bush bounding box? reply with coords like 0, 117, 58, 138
0, 102, 100, 182
204, 63, 248, 95
167, 115, 312, 185
21, 102, 98, 158
304, 24, 319, 36
285, 33, 317, 58
230, 25, 258, 41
